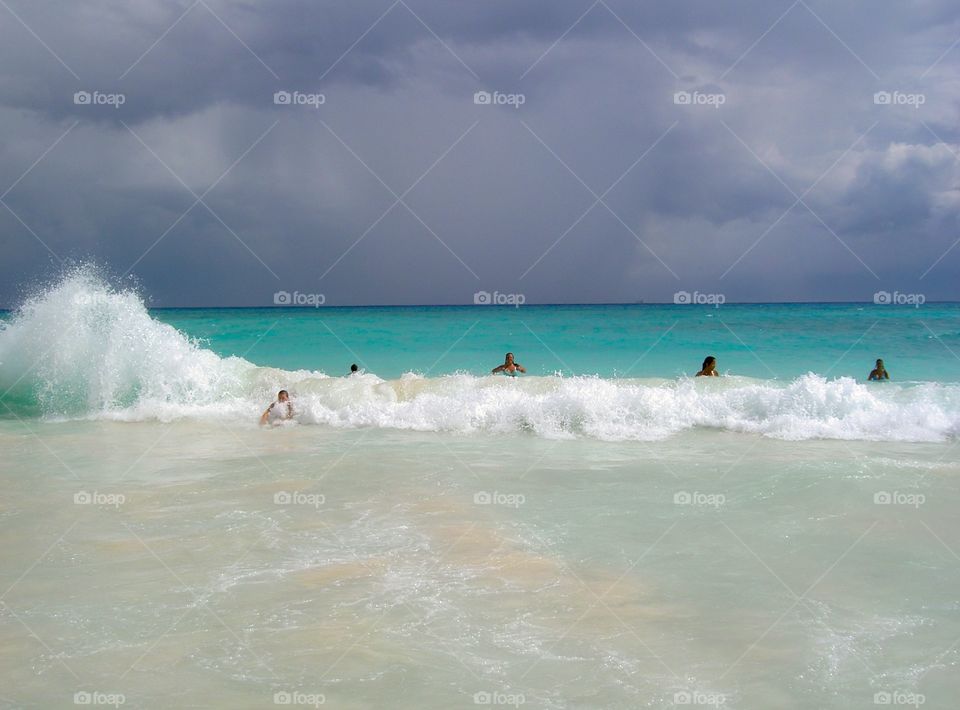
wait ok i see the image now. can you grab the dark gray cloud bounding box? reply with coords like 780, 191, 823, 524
1, 0, 959, 307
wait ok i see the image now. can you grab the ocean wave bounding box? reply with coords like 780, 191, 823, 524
1, 269, 958, 442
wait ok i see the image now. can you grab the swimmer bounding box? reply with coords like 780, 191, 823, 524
492, 352, 526, 376
868, 358, 890, 381
260, 389, 293, 425
696, 356, 719, 377
349, 363, 359, 375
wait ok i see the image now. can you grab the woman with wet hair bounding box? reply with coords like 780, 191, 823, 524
696, 356, 719, 377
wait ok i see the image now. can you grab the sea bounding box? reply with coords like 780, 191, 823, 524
0, 269, 958, 709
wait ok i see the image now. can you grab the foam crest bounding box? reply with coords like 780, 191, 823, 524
0, 268, 261, 416
284, 372, 960, 442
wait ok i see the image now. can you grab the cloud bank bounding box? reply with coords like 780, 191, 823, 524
1, 0, 958, 306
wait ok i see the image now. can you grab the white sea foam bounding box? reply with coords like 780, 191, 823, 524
2, 269, 958, 442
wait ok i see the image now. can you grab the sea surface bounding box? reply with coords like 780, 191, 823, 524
0, 270, 958, 708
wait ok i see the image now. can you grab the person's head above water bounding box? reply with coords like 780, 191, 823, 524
696, 356, 718, 377
868, 358, 890, 380
492, 352, 525, 375
350, 364, 359, 373
261, 389, 292, 424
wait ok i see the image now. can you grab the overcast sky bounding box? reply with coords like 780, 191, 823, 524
1, 0, 958, 307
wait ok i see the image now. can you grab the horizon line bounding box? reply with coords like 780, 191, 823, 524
2, 299, 960, 311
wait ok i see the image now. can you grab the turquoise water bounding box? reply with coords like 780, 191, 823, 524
155, 303, 960, 382
1, 273, 959, 440
1, 271, 959, 708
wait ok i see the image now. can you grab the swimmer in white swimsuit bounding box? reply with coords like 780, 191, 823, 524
491, 352, 526, 377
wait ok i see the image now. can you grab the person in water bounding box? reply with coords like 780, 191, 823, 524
349, 363, 359, 374
492, 352, 526, 376
696, 356, 719, 377
868, 358, 890, 381
260, 389, 293, 425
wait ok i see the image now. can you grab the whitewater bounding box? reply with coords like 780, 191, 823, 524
1, 270, 958, 442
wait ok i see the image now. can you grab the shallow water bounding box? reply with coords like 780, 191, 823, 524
1, 422, 958, 708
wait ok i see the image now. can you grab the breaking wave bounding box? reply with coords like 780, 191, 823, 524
1, 269, 958, 442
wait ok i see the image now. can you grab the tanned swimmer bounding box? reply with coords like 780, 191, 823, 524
696, 356, 719, 377
492, 352, 526, 377
260, 389, 293, 425
868, 358, 890, 381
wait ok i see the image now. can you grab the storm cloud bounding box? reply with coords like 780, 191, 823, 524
1, 0, 958, 306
